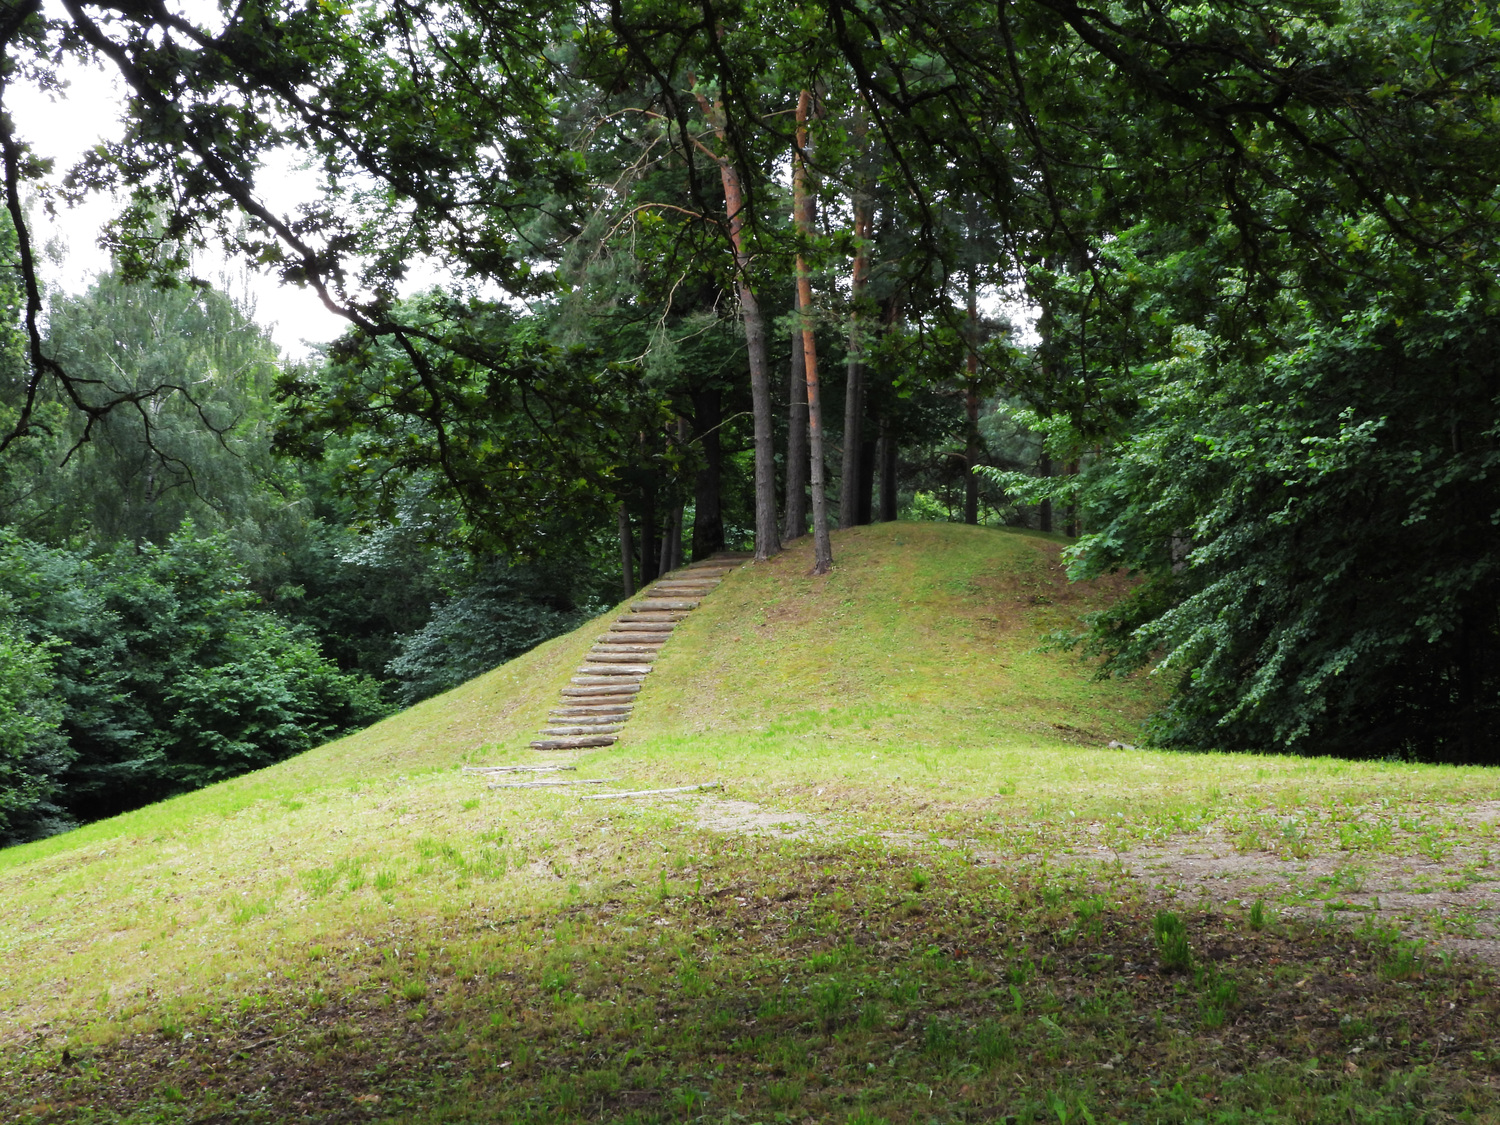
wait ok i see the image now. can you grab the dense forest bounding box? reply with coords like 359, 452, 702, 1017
2, 0, 1498, 841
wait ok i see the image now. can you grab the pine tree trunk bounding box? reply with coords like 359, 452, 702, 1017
878, 420, 899, 521
696, 94, 779, 562
690, 386, 725, 560
640, 479, 659, 584
783, 287, 809, 540
857, 438, 876, 524
963, 279, 981, 525
618, 503, 635, 598
839, 131, 874, 530
1038, 452, 1053, 533
795, 88, 833, 575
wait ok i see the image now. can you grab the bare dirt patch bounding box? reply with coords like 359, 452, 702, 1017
690, 798, 818, 838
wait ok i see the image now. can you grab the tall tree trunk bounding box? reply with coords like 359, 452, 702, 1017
690, 386, 725, 560
669, 505, 685, 570
857, 437, 876, 524
618, 503, 635, 599
639, 431, 659, 584
963, 281, 981, 526
878, 422, 898, 520
783, 286, 809, 540
657, 520, 673, 578
839, 119, 874, 530
795, 88, 833, 575
1064, 459, 1079, 537
697, 94, 779, 561
1038, 451, 1053, 533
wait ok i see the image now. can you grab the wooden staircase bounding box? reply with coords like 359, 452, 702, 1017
529, 552, 752, 751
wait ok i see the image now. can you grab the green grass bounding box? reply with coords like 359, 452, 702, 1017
3, 522, 1499, 1123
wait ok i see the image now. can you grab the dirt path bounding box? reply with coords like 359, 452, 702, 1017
685, 795, 1500, 965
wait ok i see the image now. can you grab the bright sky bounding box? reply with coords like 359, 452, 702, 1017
6, 48, 351, 359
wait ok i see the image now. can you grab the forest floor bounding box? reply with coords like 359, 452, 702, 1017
3, 522, 1499, 1124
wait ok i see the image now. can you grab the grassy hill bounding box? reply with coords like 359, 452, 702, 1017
4, 522, 1499, 1124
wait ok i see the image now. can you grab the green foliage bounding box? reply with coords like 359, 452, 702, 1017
4, 272, 288, 546
387, 561, 600, 705
0, 598, 69, 843
274, 292, 671, 557
1071, 294, 1500, 762
0, 529, 389, 825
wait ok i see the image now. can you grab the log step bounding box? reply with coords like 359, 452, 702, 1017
584, 652, 657, 665
531, 735, 617, 750
516, 550, 746, 756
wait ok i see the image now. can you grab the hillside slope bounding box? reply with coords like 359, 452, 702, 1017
5, 523, 1500, 1124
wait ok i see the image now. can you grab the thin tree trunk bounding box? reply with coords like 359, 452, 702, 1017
857, 437, 876, 524
839, 118, 874, 530
964, 279, 981, 526
1038, 451, 1053, 533
670, 505, 685, 569
690, 386, 725, 560
783, 285, 809, 540
657, 519, 673, 578
1064, 459, 1079, 537
795, 88, 833, 575
697, 93, 779, 561
639, 435, 659, 585
878, 422, 898, 520
618, 503, 635, 599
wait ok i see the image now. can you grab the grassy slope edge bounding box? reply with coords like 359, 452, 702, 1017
3, 522, 1499, 1124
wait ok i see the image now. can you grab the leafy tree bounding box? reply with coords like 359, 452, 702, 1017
0, 595, 68, 843
0, 529, 389, 823
4, 270, 288, 545
1068, 290, 1500, 763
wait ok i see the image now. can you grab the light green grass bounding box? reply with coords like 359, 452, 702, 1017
3, 522, 1499, 1123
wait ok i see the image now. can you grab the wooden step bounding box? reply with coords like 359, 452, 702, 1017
650, 579, 719, 589
585, 651, 658, 664
591, 641, 666, 652
545, 712, 626, 725
571, 674, 647, 686
608, 621, 675, 633
531, 735, 617, 750
577, 663, 652, 676
630, 599, 701, 611
551, 706, 632, 718
623, 611, 688, 624
541, 724, 623, 737
561, 684, 640, 697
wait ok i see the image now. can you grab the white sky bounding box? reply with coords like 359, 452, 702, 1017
6, 51, 353, 358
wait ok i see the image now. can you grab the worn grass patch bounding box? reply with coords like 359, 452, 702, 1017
3, 522, 1499, 1122
7, 840, 1499, 1123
